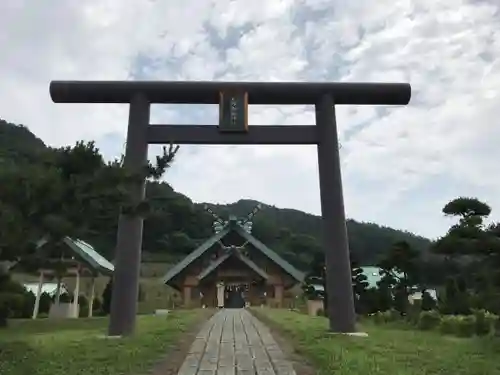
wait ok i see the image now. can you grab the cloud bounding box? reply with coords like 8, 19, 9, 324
0, 0, 499, 239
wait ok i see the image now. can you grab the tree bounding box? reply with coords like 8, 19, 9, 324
1, 119, 446, 276
432, 198, 500, 311
442, 197, 491, 222
439, 277, 471, 315
351, 258, 369, 296
434, 197, 491, 258
102, 279, 113, 315
0, 141, 179, 263
301, 252, 326, 303
163, 231, 195, 255
377, 241, 420, 314
351, 257, 369, 313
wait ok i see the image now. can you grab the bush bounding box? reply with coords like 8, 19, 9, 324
473, 309, 491, 336
484, 311, 498, 332
439, 315, 457, 335
138, 284, 145, 302
0, 293, 22, 325
78, 295, 89, 317
13, 292, 34, 318
38, 292, 52, 315
421, 291, 437, 311
92, 297, 102, 312
373, 309, 400, 324
439, 278, 471, 315
407, 301, 422, 325
455, 316, 475, 338
494, 316, 500, 337
59, 292, 73, 303
418, 310, 441, 330
0, 293, 13, 327
102, 279, 113, 315
78, 295, 88, 307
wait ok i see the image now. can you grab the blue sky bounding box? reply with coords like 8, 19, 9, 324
1, 0, 499, 239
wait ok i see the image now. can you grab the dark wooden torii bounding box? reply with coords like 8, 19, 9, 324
49, 80, 411, 336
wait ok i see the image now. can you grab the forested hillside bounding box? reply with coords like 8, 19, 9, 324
0, 119, 431, 270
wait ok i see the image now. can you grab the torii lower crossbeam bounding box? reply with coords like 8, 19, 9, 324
49, 80, 411, 337
147, 125, 318, 144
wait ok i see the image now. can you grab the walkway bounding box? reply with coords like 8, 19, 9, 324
177, 309, 296, 375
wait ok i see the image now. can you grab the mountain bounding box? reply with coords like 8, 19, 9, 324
200, 199, 431, 268
0, 119, 46, 163
0, 119, 432, 270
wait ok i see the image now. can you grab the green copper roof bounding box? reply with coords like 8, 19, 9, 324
162, 225, 231, 284
36, 236, 114, 275
63, 238, 114, 275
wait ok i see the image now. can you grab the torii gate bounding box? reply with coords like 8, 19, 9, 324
49, 80, 411, 336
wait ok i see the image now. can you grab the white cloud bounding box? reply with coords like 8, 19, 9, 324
0, 0, 499, 239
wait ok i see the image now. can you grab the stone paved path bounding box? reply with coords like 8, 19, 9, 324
177, 309, 296, 375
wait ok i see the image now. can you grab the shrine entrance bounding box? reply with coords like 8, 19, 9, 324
224, 284, 246, 309
50, 80, 411, 336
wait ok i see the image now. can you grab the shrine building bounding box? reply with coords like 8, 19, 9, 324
162, 216, 304, 308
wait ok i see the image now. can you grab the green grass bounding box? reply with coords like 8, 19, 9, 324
255, 309, 500, 375
0, 310, 208, 375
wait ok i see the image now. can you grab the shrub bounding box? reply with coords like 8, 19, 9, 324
78, 295, 89, 317
388, 308, 401, 322
473, 309, 491, 336
417, 310, 441, 330
439, 315, 456, 335
439, 277, 471, 315
494, 316, 500, 337
455, 316, 475, 338
92, 297, 102, 312
78, 295, 88, 307
373, 311, 386, 325
406, 301, 422, 325
0, 293, 14, 327
59, 292, 73, 303
102, 279, 113, 315
38, 292, 52, 314
421, 291, 437, 311
138, 284, 145, 302
12, 292, 34, 318
373, 309, 400, 324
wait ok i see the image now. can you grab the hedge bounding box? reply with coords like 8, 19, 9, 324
371, 308, 499, 338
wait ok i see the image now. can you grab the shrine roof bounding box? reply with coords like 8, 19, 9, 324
162, 222, 304, 285
161, 225, 232, 284
34, 236, 114, 276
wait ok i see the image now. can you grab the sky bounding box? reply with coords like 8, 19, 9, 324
1, 0, 499, 240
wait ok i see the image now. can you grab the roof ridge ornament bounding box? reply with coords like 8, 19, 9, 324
205, 202, 264, 234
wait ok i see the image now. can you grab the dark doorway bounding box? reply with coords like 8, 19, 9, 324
225, 285, 245, 308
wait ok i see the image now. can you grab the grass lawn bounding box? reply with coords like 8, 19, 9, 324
254, 309, 500, 375
0, 309, 209, 375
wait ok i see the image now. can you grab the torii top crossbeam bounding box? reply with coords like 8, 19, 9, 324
50, 80, 410, 105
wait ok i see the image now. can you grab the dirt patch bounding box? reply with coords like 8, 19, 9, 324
250, 309, 317, 375
150, 309, 215, 375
